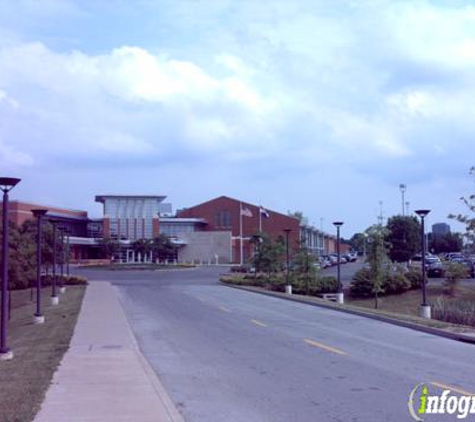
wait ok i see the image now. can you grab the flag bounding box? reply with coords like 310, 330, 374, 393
259, 207, 269, 219
241, 207, 253, 218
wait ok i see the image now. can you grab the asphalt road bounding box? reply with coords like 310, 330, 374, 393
76, 266, 475, 422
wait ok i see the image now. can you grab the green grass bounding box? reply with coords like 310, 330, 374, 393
0, 286, 86, 422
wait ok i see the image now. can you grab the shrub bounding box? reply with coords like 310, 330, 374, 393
315, 276, 339, 294
33, 275, 88, 288
383, 273, 411, 295
406, 269, 423, 289
430, 297, 475, 327
444, 262, 468, 296
349, 268, 373, 297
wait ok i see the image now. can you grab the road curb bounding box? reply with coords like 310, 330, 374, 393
222, 283, 475, 345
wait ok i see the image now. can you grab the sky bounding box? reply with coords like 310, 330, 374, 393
1, 0, 474, 236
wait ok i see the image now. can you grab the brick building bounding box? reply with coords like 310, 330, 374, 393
0, 200, 96, 260
178, 196, 300, 264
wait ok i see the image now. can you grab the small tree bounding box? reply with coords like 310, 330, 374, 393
292, 241, 318, 295
386, 215, 420, 262
366, 224, 390, 309
449, 167, 475, 253
444, 262, 468, 297
250, 234, 285, 284
151, 234, 177, 262
97, 237, 121, 260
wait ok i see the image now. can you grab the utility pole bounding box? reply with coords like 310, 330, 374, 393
399, 183, 406, 216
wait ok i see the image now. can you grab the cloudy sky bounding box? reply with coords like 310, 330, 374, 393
1, 0, 474, 235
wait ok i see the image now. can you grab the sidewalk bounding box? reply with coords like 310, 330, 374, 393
34, 282, 184, 422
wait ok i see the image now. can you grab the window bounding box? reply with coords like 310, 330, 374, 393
215, 210, 232, 229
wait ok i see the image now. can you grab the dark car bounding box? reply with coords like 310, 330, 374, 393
427, 261, 445, 278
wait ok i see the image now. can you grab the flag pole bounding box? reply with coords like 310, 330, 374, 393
240, 202, 243, 266
259, 206, 262, 232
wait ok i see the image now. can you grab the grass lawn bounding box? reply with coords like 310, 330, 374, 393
0, 286, 85, 422
345, 284, 475, 316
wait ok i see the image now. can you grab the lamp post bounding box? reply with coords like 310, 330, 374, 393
51, 221, 59, 305
284, 229, 292, 294
66, 229, 70, 277
32, 209, 48, 324
415, 209, 431, 319
58, 227, 66, 294
333, 221, 344, 304
0, 177, 20, 360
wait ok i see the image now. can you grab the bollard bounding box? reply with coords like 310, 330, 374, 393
285, 285, 292, 295
419, 305, 431, 319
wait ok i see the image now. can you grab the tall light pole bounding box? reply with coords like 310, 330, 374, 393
415, 209, 431, 319
58, 226, 66, 294
333, 221, 344, 304
0, 177, 21, 361
284, 229, 291, 294
399, 183, 406, 216
32, 209, 48, 324
51, 221, 59, 305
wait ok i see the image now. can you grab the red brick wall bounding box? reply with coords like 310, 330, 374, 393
178, 196, 300, 264
103, 217, 111, 238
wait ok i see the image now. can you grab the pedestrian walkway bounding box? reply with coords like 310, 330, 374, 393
34, 282, 184, 422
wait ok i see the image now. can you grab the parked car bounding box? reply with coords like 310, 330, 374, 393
427, 258, 445, 278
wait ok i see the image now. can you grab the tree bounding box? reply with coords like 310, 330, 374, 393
385, 216, 420, 262
250, 233, 285, 280
292, 240, 318, 295
444, 262, 468, 297
449, 167, 475, 252
97, 237, 121, 260
366, 224, 390, 309
151, 234, 177, 261
349, 233, 366, 255
429, 232, 463, 254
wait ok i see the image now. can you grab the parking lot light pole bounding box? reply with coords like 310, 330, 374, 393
284, 229, 292, 294
0, 177, 21, 361
32, 209, 48, 324
58, 227, 66, 294
333, 221, 344, 304
51, 222, 59, 305
415, 209, 431, 319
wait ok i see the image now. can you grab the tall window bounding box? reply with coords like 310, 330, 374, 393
215, 210, 232, 229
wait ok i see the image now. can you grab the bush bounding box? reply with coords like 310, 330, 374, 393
430, 297, 475, 327
349, 268, 373, 297
33, 275, 88, 287
383, 273, 411, 295
406, 269, 423, 289
444, 262, 468, 296
315, 276, 339, 294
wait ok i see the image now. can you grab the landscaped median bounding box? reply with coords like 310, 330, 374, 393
0, 282, 86, 422
220, 274, 475, 343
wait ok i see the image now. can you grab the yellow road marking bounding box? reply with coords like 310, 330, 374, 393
431, 382, 475, 396
219, 306, 231, 313
251, 319, 267, 327
303, 338, 348, 356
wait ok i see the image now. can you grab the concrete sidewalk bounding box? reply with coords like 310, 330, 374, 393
34, 282, 184, 422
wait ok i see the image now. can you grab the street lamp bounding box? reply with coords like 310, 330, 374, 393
32, 209, 48, 324
333, 221, 344, 304
284, 229, 292, 294
415, 209, 431, 319
58, 226, 66, 294
0, 177, 21, 360
50, 221, 59, 305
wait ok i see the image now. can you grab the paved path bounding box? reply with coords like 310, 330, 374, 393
34, 282, 184, 422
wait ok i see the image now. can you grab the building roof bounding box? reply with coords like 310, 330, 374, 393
179, 195, 299, 221
160, 217, 207, 224
95, 195, 167, 203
